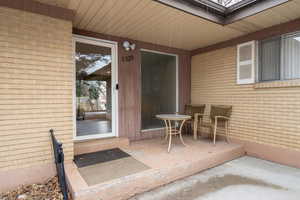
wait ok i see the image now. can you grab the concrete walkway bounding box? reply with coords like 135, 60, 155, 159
130, 156, 300, 200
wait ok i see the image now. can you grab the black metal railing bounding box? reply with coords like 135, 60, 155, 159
50, 129, 69, 200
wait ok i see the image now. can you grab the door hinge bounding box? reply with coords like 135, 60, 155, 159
116, 84, 119, 90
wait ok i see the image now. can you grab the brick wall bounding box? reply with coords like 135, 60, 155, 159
0, 7, 74, 171
191, 46, 300, 151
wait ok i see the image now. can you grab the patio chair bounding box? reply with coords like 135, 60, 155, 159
194, 105, 232, 145
184, 104, 205, 134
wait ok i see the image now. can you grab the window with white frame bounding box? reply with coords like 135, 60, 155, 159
237, 41, 255, 84
258, 31, 300, 82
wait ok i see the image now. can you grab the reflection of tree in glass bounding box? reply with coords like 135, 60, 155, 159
76, 52, 111, 114
91, 81, 107, 111
77, 80, 107, 112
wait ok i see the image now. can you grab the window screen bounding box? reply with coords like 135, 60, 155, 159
141, 51, 177, 130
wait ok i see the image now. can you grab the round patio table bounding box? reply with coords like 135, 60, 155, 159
156, 114, 191, 152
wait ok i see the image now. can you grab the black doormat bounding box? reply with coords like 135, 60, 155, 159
74, 148, 130, 168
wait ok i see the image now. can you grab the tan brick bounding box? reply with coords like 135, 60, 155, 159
192, 46, 300, 151
0, 7, 73, 170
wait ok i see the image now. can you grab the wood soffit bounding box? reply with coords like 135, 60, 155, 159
191, 16, 300, 55
73, 28, 191, 56
2, 0, 300, 56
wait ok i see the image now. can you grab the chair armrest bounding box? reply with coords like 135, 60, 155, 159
194, 113, 208, 119
215, 116, 230, 121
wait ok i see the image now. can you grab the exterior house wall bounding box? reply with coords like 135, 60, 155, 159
0, 6, 191, 191
191, 46, 300, 152
0, 6, 74, 189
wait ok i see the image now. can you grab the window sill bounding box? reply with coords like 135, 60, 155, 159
254, 80, 300, 89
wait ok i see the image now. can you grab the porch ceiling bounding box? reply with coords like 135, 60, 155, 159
37, 0, 300, 50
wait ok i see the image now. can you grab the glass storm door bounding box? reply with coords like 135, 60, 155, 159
74, 36, 118, 140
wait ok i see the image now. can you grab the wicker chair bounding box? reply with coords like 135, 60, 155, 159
194, 105, 232, 145
184, 104, 205, 134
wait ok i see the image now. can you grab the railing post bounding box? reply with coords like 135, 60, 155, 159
50, 129, 69, 200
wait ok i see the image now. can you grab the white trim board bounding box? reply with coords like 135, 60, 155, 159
237, 41, 256, 85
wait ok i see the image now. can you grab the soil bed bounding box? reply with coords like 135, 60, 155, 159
0, 176, 65, 200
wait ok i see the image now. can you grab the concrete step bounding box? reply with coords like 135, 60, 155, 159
74, 137, 130, 155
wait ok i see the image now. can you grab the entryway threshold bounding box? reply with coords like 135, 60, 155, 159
74, 137, 129, 155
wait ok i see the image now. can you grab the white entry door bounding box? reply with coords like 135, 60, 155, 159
73, 35, 118, 140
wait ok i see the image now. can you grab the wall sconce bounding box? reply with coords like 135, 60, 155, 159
123, 41, 136, 51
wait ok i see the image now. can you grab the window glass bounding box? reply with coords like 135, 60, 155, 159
259, 38, 281, 81
210, 0, 245, 7
258, 32, 300, 82
75, 42, 113, 137
282, 32, 300, 80
239, 45, 252, 62
239, 64, 252, 79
